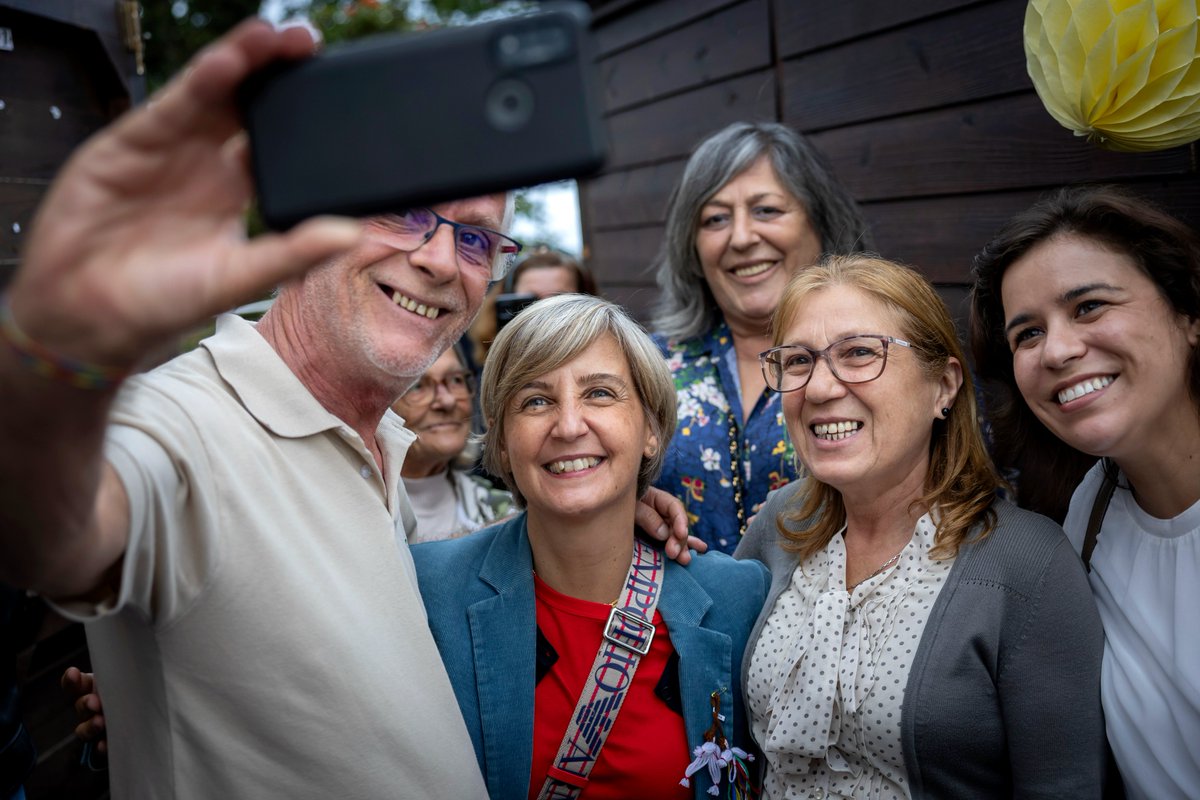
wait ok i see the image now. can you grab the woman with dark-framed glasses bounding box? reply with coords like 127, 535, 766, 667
391, 341, 513, 542
736, 255, 1107, 798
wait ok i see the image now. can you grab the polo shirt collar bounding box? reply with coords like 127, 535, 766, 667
202, 313, 352, 439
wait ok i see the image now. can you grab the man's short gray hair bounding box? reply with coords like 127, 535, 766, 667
651, 122, 873, 341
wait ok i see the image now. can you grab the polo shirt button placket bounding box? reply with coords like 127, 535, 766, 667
359, 464, 372, 479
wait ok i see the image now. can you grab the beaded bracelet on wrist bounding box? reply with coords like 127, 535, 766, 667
0, 295, 130, 390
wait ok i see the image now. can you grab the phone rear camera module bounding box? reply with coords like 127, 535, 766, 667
493, 25, 572, 69
485, 79, 535, 132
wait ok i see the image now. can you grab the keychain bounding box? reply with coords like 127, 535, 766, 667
680, 690, 756, 798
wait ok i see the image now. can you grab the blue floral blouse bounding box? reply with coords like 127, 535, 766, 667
654, 320, 798, 555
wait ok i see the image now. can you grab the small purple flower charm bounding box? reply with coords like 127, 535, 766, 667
680, 740, 727, 790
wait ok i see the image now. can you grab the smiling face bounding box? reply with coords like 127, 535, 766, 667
499, 334, 658, 523
296, 195, 505, 383
1001, 234, 1200, 466
392, 348, 474, 478
780, 285, 961, 505
695, 156, 823, 336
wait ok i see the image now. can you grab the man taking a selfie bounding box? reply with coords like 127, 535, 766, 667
0, 20, 681, 798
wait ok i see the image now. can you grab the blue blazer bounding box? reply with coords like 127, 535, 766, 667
413, 513, 770, 800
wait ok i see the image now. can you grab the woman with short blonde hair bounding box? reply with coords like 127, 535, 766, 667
415, 294, 770, 799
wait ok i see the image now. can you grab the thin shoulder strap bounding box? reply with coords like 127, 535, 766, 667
1082, 467, 1117, 573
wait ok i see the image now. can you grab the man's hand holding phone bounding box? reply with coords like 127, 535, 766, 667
8, 5, 605, 375
6, 20, 361, 374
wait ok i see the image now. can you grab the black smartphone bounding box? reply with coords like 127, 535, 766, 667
240, 2, 607, 230
495, 292, 537, 329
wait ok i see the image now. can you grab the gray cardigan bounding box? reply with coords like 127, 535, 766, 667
734, 484, 1107, 798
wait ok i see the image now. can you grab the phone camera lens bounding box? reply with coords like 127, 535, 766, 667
485, 79, 535, 132
499, 34, 521, 56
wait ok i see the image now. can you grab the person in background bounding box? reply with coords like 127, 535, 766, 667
971, 185, 1200, 800
652, 121, 872, 555
414, 294, 769, 799
469, 247, 598, 368
738, 255, 1106, 798
511, 246, 598, 298
393, 342, 512, 542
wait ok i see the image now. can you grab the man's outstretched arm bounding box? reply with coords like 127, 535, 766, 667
0, 20, 362, 597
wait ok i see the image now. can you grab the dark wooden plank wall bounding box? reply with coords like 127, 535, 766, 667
0, 3, 137, 287
0, 2, 138, 289
1, 4, 142, 797
580, 0, 1200, 328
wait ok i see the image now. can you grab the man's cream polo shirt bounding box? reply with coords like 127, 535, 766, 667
54, 314, 487, 799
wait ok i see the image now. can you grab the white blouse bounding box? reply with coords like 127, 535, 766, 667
747, 514, 952, 800
1062, 463, 1200, 800
402, 471, 461, 543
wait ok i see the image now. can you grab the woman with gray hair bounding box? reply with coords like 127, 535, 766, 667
413, 294, 770, 799
653, 122, 871, 555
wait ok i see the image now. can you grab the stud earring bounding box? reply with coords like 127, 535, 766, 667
941, 407, 951, 418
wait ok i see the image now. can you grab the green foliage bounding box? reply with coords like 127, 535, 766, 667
141, 1, 262, 93
426, 0, 528, 23
281, 0, 530, 42
297, 1, 418, 43
139, 0, 519, 88
513, 189, 542, 225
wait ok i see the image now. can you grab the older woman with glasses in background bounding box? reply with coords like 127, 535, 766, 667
391, 342, 513, 542
736, 255, 1107, 798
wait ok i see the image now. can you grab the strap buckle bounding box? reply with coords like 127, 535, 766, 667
603, 606, 655, 656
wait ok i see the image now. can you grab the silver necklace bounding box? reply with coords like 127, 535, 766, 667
848, 547, 904, 592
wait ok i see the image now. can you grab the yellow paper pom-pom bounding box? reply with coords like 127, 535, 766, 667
1025, 0, 1200, 151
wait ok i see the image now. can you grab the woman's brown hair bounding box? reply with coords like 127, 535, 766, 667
970, 185, 1200, 521
774, 255, 1001, 560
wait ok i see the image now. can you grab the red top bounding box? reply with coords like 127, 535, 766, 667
529, 574, 692, 800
